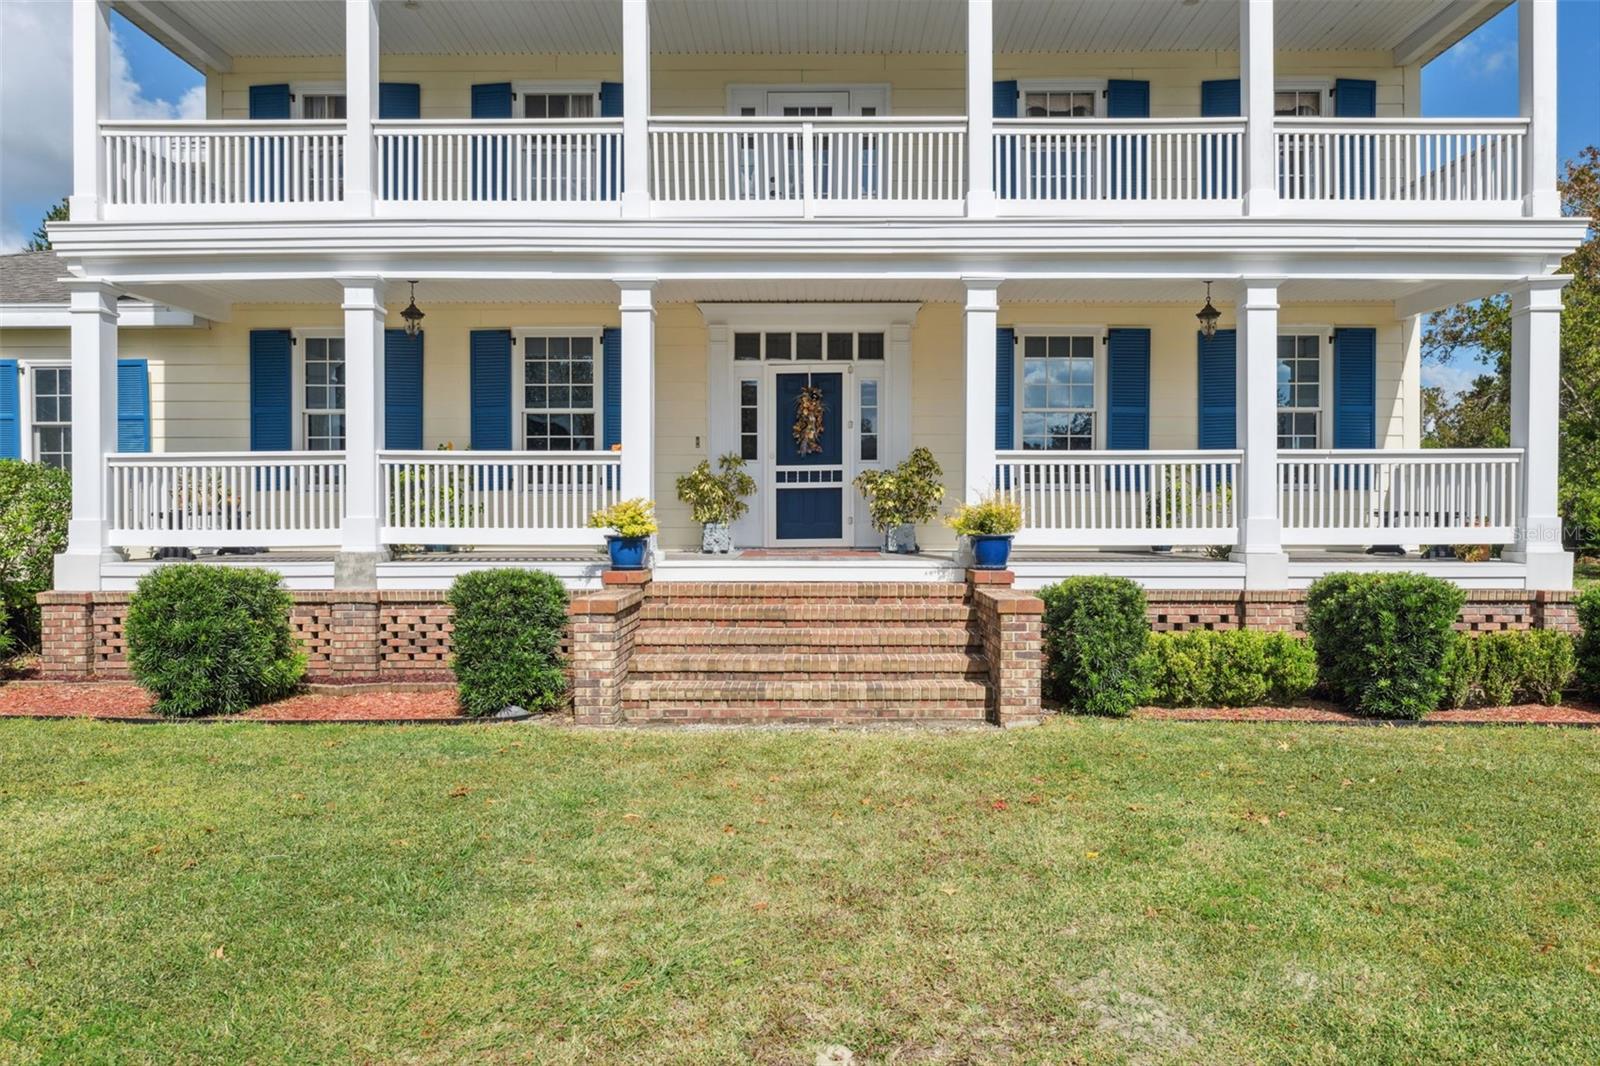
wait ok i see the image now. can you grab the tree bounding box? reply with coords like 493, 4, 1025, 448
24, 198, 69, 251
1423, 146, 1600, 550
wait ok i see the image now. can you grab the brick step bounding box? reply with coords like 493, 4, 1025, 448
638, 602, 974, 624
620, 677, 993, 724
646, 581, 968, 601
631, 626, 979, 651
628, 651, 989, 679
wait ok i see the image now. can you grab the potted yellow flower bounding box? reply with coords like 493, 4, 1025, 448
948, 495, 1022, 570
588, 498, 658, 570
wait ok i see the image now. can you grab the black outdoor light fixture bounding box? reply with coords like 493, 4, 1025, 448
401, 280, 425, 337
1195, 280, 1221, 338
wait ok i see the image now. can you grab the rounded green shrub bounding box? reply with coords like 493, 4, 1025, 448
1038, 576, 1152, 716
1441, 629, 1577, 708
1304, 572, 1464, 719
1576, 586, 1600, 697
0, 460, 71, 648
125, 565, 304, 717
447, 569, 569, 717
1147, 629, 1317, 708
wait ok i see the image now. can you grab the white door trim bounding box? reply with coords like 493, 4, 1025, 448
726, 83, 892, 117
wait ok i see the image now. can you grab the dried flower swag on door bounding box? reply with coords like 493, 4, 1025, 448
793, 384, 826, 455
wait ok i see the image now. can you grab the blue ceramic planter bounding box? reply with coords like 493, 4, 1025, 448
970, 533, 1014, 570
606, 535, 649, 570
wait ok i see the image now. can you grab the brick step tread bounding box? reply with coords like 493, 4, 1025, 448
626, 709, 991, 725
632, 626, 978, 649
647, 582, 968, 600
629, 652, 988, 675
620, 678, 991, 703
638, 604, 974, 623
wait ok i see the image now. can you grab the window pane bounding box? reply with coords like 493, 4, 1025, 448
740, 381, 758, 406
765, 333, 791, 360
741, 436, 758, 461
1025, 336, 1046, 359
741, 408, 758, 433
734, 333, 761, 360
827, 333, 853, 360
857, 332, 884, 360
796, 333, 822, 360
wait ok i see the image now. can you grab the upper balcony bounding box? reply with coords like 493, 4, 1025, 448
71, 0, 1556, 227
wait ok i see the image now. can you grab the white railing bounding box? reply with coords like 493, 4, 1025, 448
650, 117, 966, 216
106, 453, 347, 548
1274, 119, 1527, 206
994, 451, 1242, 546
378, 451, 621, 546
101, 121, 346, 209
993, 119, 1246, 205
374, 120, 623, 205
1277, 449, 1522, 546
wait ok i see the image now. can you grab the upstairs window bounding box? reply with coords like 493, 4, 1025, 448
522, 92, 595, 119
1021, 334, 1096, 451
522, 334, 596, 451
1274, 90, 1322, 117
1024, 90, 1096, 118
299, 92, 347, 120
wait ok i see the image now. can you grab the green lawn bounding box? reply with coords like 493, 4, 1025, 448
2, 720, 1597, 1064
1577, 557, 1599, 590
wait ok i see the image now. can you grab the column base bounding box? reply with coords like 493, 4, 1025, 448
334, 549, 391, 589
52, 548, 121, 592
1501, 549, 1575, 591
1229, 549, 1290, 590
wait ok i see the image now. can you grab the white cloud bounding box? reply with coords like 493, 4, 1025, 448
109, 32, 206, 120
1422, 362, 1488, 399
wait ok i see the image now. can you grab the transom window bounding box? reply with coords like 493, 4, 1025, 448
1021, 334, 1096, 451
522, 92, 595, 119
32, 366, 72, 471
302, 336, 346, 451
300, 92, 346, 120
1277, 334, 1322, 450
1025, 90, 1096, 118
523, 334, 596, 451
1274, 90, 1322, 117
733, 331, 885, 362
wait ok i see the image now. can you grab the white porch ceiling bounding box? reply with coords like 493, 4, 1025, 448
117, 0, 1508, 62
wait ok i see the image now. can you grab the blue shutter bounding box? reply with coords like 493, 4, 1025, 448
249, 330, 294, 451
994, 81, 1019, 199
599, 82, 624, 118
248, 84, 292, 120
1200, 79, 1241, 199
1196, 329, 1237, 450
1334, 79, 1377, 118
599, 83, 624, 199
1106, 80, 1150, 199
379, 82, 420, 119
471, 82, 513, 118
1201, 79, 1241, 117
116, 359, 151, 453
471, 83, 513, 200
469, 330, 513, 451
992, 80, 1018, 118
1333, 328, 1377, 449
1106, 329, 1150, 450
1105, 80, 1150, 118
379, 83, 421, 199
602, 327, 622, 451
995, 327, 1015, 451
1334, 79, 1377, 199
0, 359, 19, 460
384, 329, 424, 450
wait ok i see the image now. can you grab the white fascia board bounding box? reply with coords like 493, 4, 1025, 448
1392, 0, 1511, 67
0, 302, 200, 329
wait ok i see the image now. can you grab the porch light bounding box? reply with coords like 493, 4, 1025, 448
400, 281, 425, 337
1195, 281, 1221, 338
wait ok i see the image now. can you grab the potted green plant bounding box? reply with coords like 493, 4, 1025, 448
948, 495, 1023, 570
588, 498, 658, 570
853, 447, 945, 554
675, 453, 756, 554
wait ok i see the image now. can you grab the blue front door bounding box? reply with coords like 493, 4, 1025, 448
773, 371, 844, 542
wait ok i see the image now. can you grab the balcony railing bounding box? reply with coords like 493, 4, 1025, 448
378, 450, 620, 546
374, 119, 623, 207
101, 121, 347, 215
1275, 118, 1527, 210
106, 452, 348, 548
993, 119, 1246, 209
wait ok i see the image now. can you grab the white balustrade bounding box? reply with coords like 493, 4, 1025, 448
993, 119, 1246, 205
100, 122, 346, 211
1277, 449, 1522, 546
374, 120, 624, 205
378, 451, 621, 546
1274, 119, 1527, 206
106, 453, 347, 548
994, 451, 1242, 546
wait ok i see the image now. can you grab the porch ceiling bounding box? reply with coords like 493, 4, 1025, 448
118, 0, 1507, 64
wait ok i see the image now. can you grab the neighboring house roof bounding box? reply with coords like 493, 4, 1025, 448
0, 250, 199, 328
0, 251, 73, 304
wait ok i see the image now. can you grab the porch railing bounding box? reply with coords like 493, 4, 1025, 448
649, 117, 967, 216
374, 119, 624, 205
378, 450, 621, 546
101, 121, 347, 212
1274, 119, 1527, 207
993, 119, 1246, 206
106, 453, 347, 548
994, 450, 1242, 547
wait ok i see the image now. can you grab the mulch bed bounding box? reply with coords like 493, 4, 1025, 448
1135, 699, 1600, 726
0, 681, 465, 723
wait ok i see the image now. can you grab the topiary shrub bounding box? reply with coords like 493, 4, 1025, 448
1441, 629, 1577, 708
447, 569, 569, 717
1147, 629, 1318, 708
1038, 576, 1152, 716
1304, 572, 1464, 719
1576, 586, 1600, 698
0, 460, 71, 648
125, 565, 304, 717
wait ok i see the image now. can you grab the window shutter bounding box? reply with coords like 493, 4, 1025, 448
598, 83, 624, 198
992, 80, 1018, 118
1200, 79, 1241, 117
1106, 79, 1150, 118
384, 329, 424, 450
1196, 329, 1237, 450
378, 82, 420, 119
379, 84, 421, 198
1333, 78, 1377, 118
0, 359, 19, 460
993, 81, 1019, 197
995, 327, 1015, 451
602, 327, 622, 451
1200, 79, 1241, 199
470, 82, 514, 118
1106, 329, 1150, 451
249, 330, 293, 451
469, 330, 513, 451
1106, 80, 1150, 199
599, 82, 624, 118
248, 84, 292, 120
116, 358, 151, 453
1333, 327, 1377, 449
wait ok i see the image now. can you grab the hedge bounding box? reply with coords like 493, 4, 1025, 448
0, 460, 71, 648
1577, 586, 1600, 698
447, 569, 569, 717
1038, 576, 1152, 716
1441, 629, 1577, 708
1147, 629, 1318, 708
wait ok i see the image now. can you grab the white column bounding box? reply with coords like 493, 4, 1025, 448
54, 282, 120, 591
621, 0, 651, 218
1505, 276, 1573, 589
1231, 278, 1288, 587
1240, 0, 1276, 216
618, 279, 657, 500
71, 0, 112, 221
337, 276, 387, 581
344, 0, 379, 215
1519, 0, 1559, 217
965, 0, 995, 218
963, 277, 1002, 503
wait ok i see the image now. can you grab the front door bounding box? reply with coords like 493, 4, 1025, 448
772, 370, 845, 544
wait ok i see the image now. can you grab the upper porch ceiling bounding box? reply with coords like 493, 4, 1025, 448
119, 0, 1508, 69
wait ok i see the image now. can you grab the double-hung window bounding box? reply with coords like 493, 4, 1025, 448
299, 92, 347, 120
1020, 334, 1096, 451
1276, 333, 1322, 450
521, 334, 597, 451
301, 335, 346, 451
522, 91, 596, 119
1024, 89, 1097, 118
31, 365, 72, 470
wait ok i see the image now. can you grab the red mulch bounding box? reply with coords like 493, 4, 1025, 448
0, 681, 463, 722
1135, 699, 1600, 726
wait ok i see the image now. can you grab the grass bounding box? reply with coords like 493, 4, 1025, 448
1576, 557, 1599, 590
2, 720, 1598, 1064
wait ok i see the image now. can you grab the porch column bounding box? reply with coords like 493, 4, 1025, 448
1232, 278, 1288, 588
618, 279, 657, 500
54, 282, 120, 591
344, 0, 379, 215
963, 277, 1002, 503
71, 0, 111, 221
621, 0, 651, 218
336, 276, 388, 586
1505, 276, 1573, 589
1239, 0, 1276, 216
1519, 0, 1559, 217
965, 0, 995, 218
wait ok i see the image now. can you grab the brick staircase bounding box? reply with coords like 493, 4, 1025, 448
620, 582, 995, 724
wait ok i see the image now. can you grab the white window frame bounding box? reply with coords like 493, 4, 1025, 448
291, 82, 347, 121
1012, 326, 1108, 451
1273, 80, 1332, 118
512, 81, 603, 120
1017, 79, 1107, 119
512, 327, 605, 453
1277, 325, 1333, 450
15, 357, 71, 467
289, 329, 347, 452
726, 83, 891, 117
